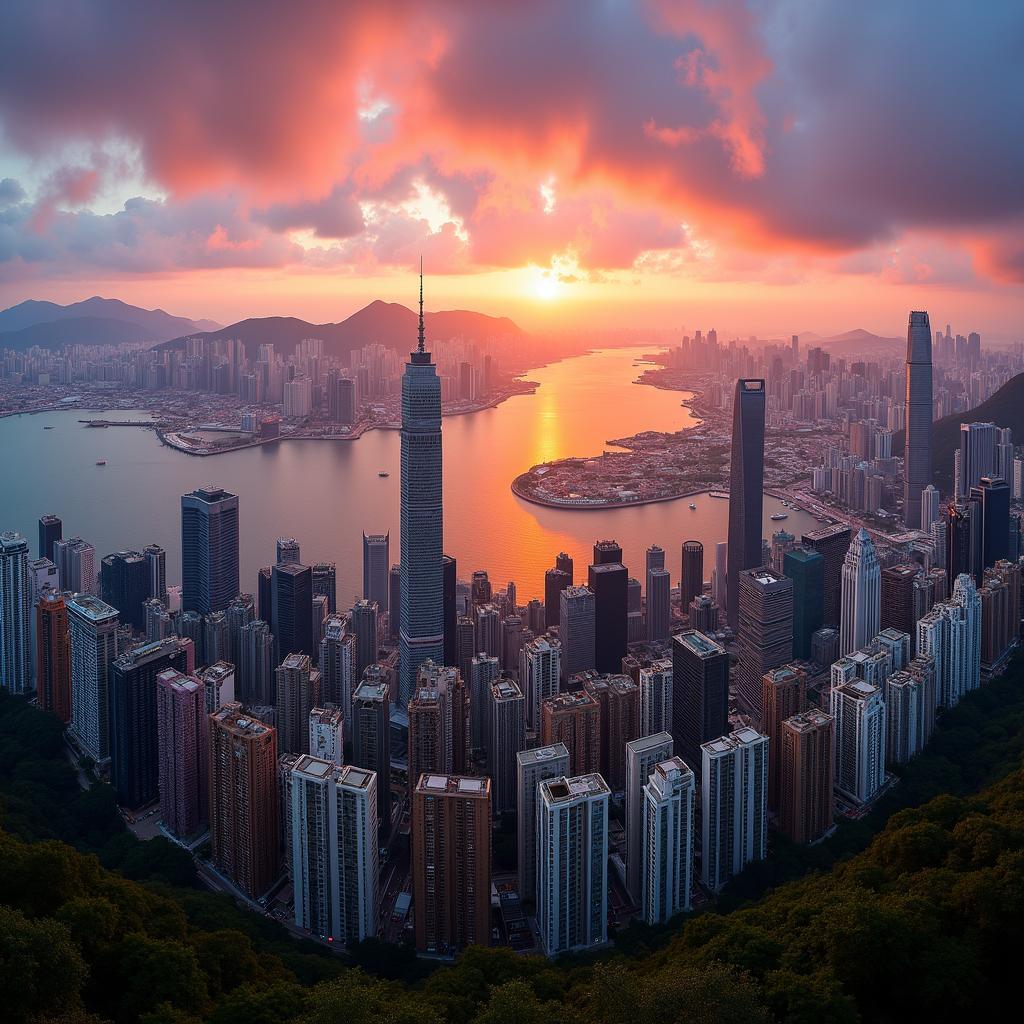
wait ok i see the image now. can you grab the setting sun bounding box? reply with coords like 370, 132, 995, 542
533, 271, 560, 301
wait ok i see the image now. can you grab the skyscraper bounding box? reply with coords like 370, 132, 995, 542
181, 487, 239, 614
209, 703, 281, 898
700, 727, 768, 892
646, 566, 671, 642
488, 677, 525, 812
308, 706, 344, 765
275, 652, 322, 755
67, 593, 120, 762
972, 476, 1010, 573
903, 311, 932, 529
352, 678, 391, 839
362, 533, 390, 612
920, 484, 941, 531
639, 657, 673, 737
110, 637, 191, 808
625, 731, 673, 903
840, 529, 881, 656
54, 536, 96, 595
469, 652, 499, 750
290, 757, 378, 945
540, 690, 601, 776
830, 680, 885, 804
959, 422, 996, 498
537, 773, 609, 956
588, 559, 628, 673
0, 532, 31, 694
239, 619, 274, 705
516, 743, 570, 908
642, 756, 694, 924
36, 590, 70, 720
735, 568, 793, 718
442, 553, 457, 666
801, 525, 851, 628
311, 562, 337, 614
520, 635, 560, 731
350, 599, 379, 679
271, 561, 313, 661
143, 543, 167, 605
681, 540, 704, 610
276, 536, 301, 564
726, 379, 766, 629
783, 547, 824, 660
671, 630, 729, 774
100, 550, 149, 631
399, 271, 444, 707
411, 774, 492, 955
761, 664, 806, 812
318, 614, 355, 722
408, 660, 455, 782
156, 668, 206, 839
778, 709, 834, 844
38, 514, 62, 562
559, 585, 595, 680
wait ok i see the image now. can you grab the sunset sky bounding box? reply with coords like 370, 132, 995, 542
1, 1, 1022, 338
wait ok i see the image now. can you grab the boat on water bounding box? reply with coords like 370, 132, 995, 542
709, 491, 729, 499
689, 502, 697, 510
43, 425, 53, 430
378, 471, 390, 478
96, 460, 107, 466
770, 512, 788, 521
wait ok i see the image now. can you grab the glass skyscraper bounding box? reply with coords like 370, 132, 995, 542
399, 272, 444, 707
181, 487, 239, 614
903, 311, 932, 529
726, 379, 766, 629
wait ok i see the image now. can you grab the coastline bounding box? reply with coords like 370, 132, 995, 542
509, 353, 735, 510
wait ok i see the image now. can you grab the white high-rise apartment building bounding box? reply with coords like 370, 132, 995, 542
642, 756, 694, 925
830, 679, 885, 804
625, 731, 673, 902
290, 755, 378, 945
54, 536, 96, 595
515, 743, 570, 908
840, 528, 880, 655
0, 532, 31, 694
520, 636, 560, 732
309, 706, 344, 765
915, 573, 981, 709
319, 614, 355, 726
885, 671, 923, 765
920, 485, 941, 531
700, 727, 768, 892
67, 593, 120, 762
537, 773, 609, 957
639, 658, 673, 737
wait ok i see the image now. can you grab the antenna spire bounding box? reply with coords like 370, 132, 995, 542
417, 255, 426, 353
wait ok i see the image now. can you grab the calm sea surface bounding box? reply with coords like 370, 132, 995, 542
0, 347, 817, 604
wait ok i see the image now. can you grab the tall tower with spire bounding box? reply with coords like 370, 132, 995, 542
903, 311, 932, 529
398, 262, 444, 706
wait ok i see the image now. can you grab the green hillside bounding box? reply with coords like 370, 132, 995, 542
3, 664, 1024, 1023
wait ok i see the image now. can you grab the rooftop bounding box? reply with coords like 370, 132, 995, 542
66, 593, 119, 622
674, 629, 725, 657
518, 743, 570, 765
542, 772, 610, 803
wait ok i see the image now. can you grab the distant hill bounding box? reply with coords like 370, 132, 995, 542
893, 371, 1024, 492
0, 296, 220, 350
158, 299, 527, 359
817, 328, 903, 357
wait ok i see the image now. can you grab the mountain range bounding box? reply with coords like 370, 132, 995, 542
155, 299, 527, 359
0, 296, 221, 349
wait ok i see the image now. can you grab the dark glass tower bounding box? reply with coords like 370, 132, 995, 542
783, 547, 824, 659
442, 554, 457, 666
726, 379, 766, 629
100, 551, 149, 632
903, 311, 933, 529
271, 561, 313, 662
38, 514, 62, 562
588, 560, 627, 673
399, 268, 444, 706
972, 476, 1010, 578
362, 532, 390, 611
181, 487, 239, 614
672, 629, 729, 779
681, 540, 704, 610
